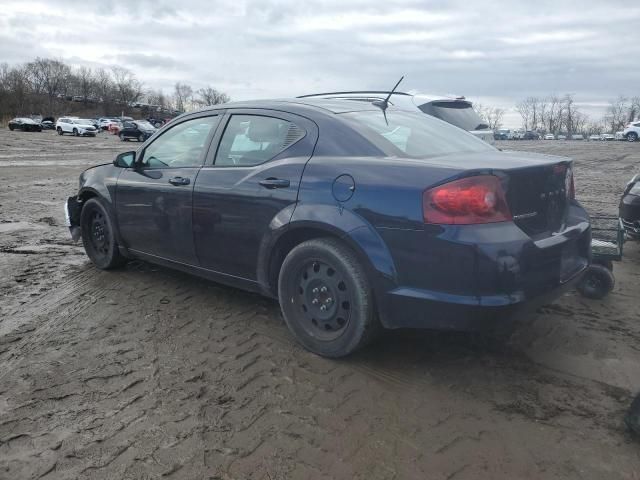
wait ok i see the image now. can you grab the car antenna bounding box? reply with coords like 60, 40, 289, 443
372, 75, 404, 125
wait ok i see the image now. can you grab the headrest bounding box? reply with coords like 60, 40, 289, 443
247, 120, 282, 143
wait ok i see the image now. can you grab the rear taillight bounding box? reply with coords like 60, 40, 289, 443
566, 167, 575, 199
423, 175, 512, 225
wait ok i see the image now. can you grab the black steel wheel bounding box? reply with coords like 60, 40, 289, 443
73, 128, 79, 136
577, 264, 615, 299
57, 127, 63, 135
80, 198, 126, 270
628, 132, 638, 142
278, 238, 379, 357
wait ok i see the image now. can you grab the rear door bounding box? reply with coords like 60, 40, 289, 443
193, 109, 318, 280
115, 113, 222, 264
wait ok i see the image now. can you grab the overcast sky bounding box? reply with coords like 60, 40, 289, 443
1, 0, 639, 126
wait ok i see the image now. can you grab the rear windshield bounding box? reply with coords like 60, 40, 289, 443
421, 101, 488, 131
342, 110, 495, 158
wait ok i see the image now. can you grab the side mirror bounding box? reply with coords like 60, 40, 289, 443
114, 151, 136, 168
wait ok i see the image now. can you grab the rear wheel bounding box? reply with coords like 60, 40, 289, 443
577, 264, 615, 299
628, 132, 638, 142
57, 127, 63, 135
80, 198, 126, 270
278, 238, 379, 357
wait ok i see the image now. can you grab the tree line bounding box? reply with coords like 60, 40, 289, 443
512, 94, 640, 135
0, 57, 230, 121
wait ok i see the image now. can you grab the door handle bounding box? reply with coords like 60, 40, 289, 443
259, 178, 290, 189
168, 176, 190, 186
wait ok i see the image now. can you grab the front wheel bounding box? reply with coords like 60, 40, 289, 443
57, 127, 63, 135
9, 125, 14, 131
73, 128, 79, 136
278, 238, 379, 357
137, 134, 144, 142
80, 198, 126, 270
627, 132, 638, 142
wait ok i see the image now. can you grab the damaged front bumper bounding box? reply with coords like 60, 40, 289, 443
64, 196, 82, 242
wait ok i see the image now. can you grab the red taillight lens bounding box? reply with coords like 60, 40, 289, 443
423, 175, 512, 225
567, 167, 575, 199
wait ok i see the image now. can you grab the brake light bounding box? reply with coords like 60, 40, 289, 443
567, 167, 575, 199
423, 175, 512, 225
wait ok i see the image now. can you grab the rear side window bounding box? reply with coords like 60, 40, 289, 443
215, 115, 305, 167
342, 110, 495, 159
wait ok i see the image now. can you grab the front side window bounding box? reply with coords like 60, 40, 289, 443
342, 110, 495, 159
215, 115, 305, 166
140, 115, 220, 168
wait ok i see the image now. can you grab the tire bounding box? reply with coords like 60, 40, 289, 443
278, 238, 379, 357
138, 134, 144, 142
577, 264, 615, 299
57, 127, 63, 135
80, 198, 126, 270
627, 132, 638, 142
119, 133, 126, 141
73, 128, 79, 137
154, 122, 162, 128
9, 125, 14, 131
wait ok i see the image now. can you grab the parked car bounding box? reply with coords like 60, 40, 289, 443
620, 174, 640, 239
147, 117, 166, 128
615, 131, 625, 140
298, 91, 495, 144
56, 118, 98, 136
571, 134, 584, 140
623, 121, 640, 142
588, 134, 601, 141
523, 131, 540, 140
64, 99, 590, 357
72, 95, 84, 102
600, 133, 615, 141
494, 129, 512, 140
8, 117, 42, 132
544, 133, 555, 140
40, 120, 55, 130
557, 134, 567, 140
118, 120, 157, 142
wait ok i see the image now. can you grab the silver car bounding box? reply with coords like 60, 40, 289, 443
298, 91, 495, 144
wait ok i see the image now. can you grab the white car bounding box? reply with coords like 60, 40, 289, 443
623, 121, 640, 142
98, 118, 120, 130
511, 129, 525, 140
571, 134, 584, 140
557, 134, 567, 140
544, 133, 555, 140
600, 133, 615, 141
615, 131, 625, 140
588, 134, 600, 141
56, 117, 98, 136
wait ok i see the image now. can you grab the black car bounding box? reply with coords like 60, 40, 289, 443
119, 120, 157, 142
64, 99, 590, 357
8, 117, 42, 132
523, 131, 540, 140
620, 174, 640, 238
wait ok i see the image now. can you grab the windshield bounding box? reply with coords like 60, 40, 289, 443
420, 101, 489, 131
342, 110, 495, 158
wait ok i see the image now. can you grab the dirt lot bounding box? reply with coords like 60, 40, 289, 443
0, 129, 639, 479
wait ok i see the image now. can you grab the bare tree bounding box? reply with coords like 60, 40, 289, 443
173, 82, 193, 112
516, 98, 533, 130
195, 86, 230, 106
25, 57, 71, 111
474, 103, 504, 130
604, 95, 629, 132
111, 66, 142, 105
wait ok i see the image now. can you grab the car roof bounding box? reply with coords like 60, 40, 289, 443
193, 98, 388, 115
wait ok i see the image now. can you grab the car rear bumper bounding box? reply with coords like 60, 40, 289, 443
376, 204, 591, 331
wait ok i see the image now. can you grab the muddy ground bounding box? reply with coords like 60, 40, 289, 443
0, 129, 639, 479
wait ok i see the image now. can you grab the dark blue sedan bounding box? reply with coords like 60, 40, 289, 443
65, 99, 590, 357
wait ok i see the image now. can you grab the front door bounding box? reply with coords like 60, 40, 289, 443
193, 110, 318, 279
115, 113, 222, 264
